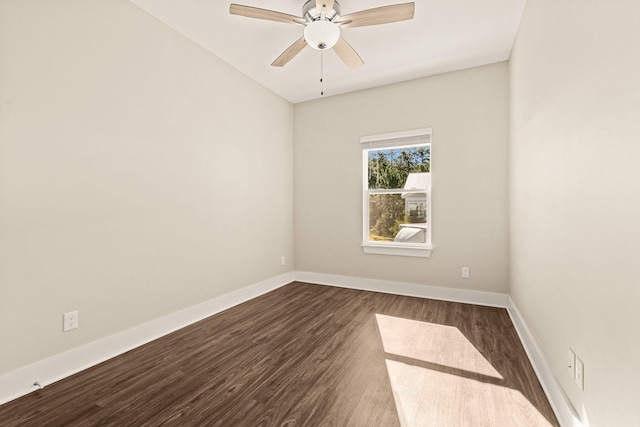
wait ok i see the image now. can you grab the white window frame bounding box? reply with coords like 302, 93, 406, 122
361, 128, 432, 257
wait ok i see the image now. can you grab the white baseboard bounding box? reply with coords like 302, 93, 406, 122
0, 272, 294, 406
294, 271, 509, 307
507, 297, 582, 427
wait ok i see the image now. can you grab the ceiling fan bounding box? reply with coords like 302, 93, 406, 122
229, 1, 415, 69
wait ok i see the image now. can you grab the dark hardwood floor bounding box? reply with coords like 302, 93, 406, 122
0, 282, 559, 426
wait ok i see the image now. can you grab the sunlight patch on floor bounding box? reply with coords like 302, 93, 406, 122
375, 313, 502, 379
385, 359, 553, 427
376, 314, 554, 427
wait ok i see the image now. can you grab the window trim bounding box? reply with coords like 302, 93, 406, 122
361, 128, 433, 258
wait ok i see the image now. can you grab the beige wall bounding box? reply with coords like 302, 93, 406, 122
294, 63, 509, 293
509, 0, 640, 425
0, 0, 294, 374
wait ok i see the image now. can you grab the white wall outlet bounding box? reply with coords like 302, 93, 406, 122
280, 256, 285, 266
63, 310, 78, 332
461, 267, 470, 278
567, 348, 576, 377
575, 356, 584, 390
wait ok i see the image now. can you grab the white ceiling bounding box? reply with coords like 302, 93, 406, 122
129, 0, 526, 103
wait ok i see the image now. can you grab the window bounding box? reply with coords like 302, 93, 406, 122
408, 201, 427, 221
362, 128, 432, 257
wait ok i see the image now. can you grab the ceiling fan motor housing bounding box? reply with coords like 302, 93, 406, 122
302, 1, 342, 50
302, 0, 341, 21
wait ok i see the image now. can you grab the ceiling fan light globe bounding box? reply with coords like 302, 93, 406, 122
304, 20, 340, 50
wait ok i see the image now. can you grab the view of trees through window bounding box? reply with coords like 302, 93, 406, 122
368, 146, 430, 189
367, 146, 430, 242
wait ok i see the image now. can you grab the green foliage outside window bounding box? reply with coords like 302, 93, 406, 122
369, 194, 405, 241
368, 146, 430, 190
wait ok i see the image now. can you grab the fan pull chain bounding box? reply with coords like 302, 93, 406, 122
320, 49, 324, 96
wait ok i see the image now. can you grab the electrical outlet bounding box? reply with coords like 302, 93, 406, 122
461, 267, 470, 278
575, 356, 584, 390
63, 311, 78, 332
280, 256, 285, 266
567, 348, 576, 377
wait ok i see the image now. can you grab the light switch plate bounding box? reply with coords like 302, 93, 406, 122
575, 356, 584, 390
567, 348, 575, 377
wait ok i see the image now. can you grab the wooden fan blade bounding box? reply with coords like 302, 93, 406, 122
272, 37, 308, 67
340, 2, 415, 28
230, 4, 305, 25
333, 37, 363, 70
316, 0, 335, 13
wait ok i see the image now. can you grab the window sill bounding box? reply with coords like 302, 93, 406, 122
362, 244, 432, 258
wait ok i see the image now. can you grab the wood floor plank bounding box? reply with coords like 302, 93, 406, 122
0, 282, 559, 426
